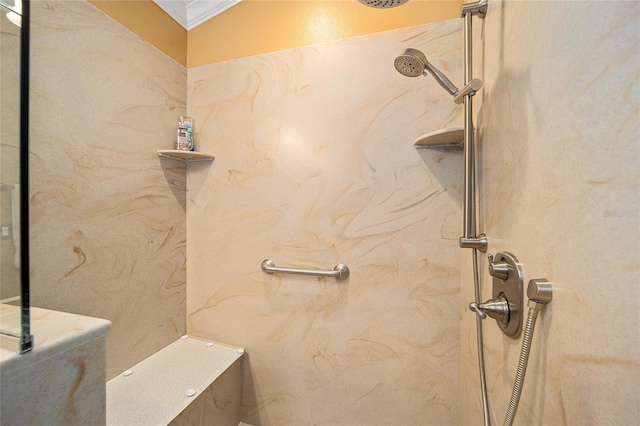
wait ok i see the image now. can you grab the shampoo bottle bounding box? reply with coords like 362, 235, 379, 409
181, 116, 194, 151
176, 119, 188, 150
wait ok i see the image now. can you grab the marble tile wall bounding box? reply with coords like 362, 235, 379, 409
459, 2, 640, 424
187, 21, 464, 425
29, 0, 187, 379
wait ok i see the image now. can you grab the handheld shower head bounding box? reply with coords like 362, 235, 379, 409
394, 48, 428, 78
394, 48, 459, 97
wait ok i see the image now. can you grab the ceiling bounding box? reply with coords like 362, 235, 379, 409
153, 0, 242, 30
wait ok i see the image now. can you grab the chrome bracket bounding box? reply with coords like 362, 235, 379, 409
461, 0, 488, 18
20, 334, 34, 353
453, 79, 483, 104
459, 234, 488, 252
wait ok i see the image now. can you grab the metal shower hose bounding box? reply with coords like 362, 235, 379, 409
503, 303, 543, 426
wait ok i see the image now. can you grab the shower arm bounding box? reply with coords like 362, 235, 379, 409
459, 0, 488, 252
424, 62, 483, 104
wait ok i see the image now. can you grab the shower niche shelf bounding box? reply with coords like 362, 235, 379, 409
157, 150, 214, 163
413, 127, 464, 148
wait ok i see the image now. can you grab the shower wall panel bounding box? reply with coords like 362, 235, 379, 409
459, 2, 640, 424
187, 21, 463, 425
30, 0, 188, 379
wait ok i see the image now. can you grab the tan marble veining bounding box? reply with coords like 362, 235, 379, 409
29, 0, 187, 379
459, 2, 640, 425
187, 21, 463, 425
0, 307, 110, 425
168, 356, 242, 426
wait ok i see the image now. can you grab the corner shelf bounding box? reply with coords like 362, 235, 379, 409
413, 127, 464, 148
157, 150, 214, 163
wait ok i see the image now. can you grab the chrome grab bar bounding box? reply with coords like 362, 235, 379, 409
261, 259, 350, 280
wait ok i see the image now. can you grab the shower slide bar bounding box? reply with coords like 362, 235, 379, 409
261, 259, 350, 280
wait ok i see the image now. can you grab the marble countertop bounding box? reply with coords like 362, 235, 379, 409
0, 306, 111, 369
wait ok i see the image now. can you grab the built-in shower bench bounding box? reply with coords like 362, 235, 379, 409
106, 336, 244, 426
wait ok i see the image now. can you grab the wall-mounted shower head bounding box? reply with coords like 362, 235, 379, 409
357, 0, 409, 9
394, 48, 459, 97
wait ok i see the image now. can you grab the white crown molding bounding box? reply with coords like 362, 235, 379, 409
153, 0, 242, 31
186, 0, 242, 30
154, 0, 188, 29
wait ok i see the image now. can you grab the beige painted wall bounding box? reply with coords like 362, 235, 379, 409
188, 1, 462, 66
89, 0, 188, 66
89, 0, 462, 67
459, 2, 640, 424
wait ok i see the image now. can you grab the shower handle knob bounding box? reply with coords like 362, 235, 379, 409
469, 297, 510, 325
469, 302, 487, 319
488, 253, 509, 280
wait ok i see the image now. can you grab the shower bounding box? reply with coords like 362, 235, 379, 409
393, 1, 553, 425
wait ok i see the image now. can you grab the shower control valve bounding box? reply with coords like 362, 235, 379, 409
486, 251, 524, 339
488, 253, 509, 280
